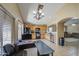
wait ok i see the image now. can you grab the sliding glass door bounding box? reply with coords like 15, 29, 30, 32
0, 7, 14, 55
3, 13, 13, 46
0, 9, 4, 55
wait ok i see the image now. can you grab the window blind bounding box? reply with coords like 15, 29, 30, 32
3, 14, 13, 45
0, 9, 4, 55
0, 7, 14, 55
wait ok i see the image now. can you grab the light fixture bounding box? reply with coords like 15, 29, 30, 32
33, 4, 44, 20
72, 24, 76, 26
39, 9, 42, 13
33, 11, 36, 14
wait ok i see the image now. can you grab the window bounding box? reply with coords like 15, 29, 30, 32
18, 21, 23, 40
49, 27, 52, 33
48, 25, 56, 33
0, 7, 14, 55
3, 14, 12, 45
0, 9, 4, 55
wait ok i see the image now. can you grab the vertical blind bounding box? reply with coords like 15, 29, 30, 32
0, 9, 4, 55
3, 13, 13, 45
0, 8, 14, 55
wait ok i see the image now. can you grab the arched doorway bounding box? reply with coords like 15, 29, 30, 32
57, 17, 79, 46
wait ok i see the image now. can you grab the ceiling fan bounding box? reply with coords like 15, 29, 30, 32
33, 4, 44, 20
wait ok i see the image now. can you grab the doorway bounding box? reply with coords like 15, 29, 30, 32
64, 18, 79, 46
35, 28, 41, 39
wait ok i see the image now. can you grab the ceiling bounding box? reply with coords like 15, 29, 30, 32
64, 18, 79, 26
18, 3, 64, 25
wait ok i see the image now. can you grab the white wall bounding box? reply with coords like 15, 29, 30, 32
1, 3, 22, 21
67, 25, 79, 33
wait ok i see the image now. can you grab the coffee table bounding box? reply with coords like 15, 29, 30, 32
35, 40, 54, 56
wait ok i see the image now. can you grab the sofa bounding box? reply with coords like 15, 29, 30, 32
64, 32, 72, 38
64, 32, 79, 39
71, 33, 79, 39
3, 44, 27, 56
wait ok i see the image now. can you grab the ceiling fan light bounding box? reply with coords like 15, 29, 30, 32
41, 13, 44, 16
33, 11, 36, 14
39, 9, 42, 13
33, 4, 44, 20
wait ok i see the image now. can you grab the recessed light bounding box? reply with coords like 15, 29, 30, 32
72, 24, 76, 26
71, 17, 78, 19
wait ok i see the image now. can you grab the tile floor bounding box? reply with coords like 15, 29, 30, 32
26, 38, 79, 56
1, 38, 79, 56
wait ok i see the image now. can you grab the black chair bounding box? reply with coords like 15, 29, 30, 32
3, 44, 27, 56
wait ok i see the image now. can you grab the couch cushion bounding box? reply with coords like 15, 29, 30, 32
3, 44, 15, 55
